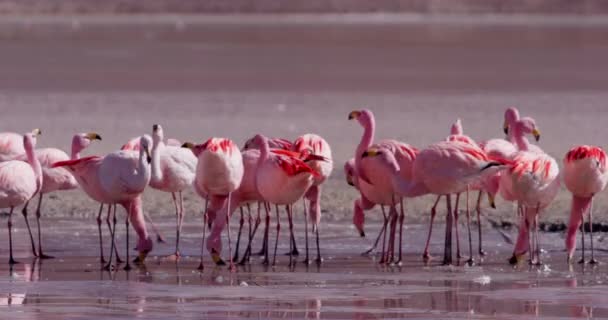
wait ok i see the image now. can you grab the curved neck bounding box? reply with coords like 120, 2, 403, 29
150, 140, 164, 184
25, 142, 43, 192
71, 142, 83, 160
355, 116, 375, 172
258, 138, 270, 166
512, 125, 530, 151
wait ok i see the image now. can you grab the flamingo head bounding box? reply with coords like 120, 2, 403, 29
361, 147, 399, 173
503, 107, 520, 135
348, 109, 373, 127
251, 134, 268, 150
353, 201, 365, 237
72, 132, 102, 155
139, 135, 152, 163
181, 141, 205, 157
516, 117, 541, 142
242, 136, 255, 151
134, 236, 153, 264
152, 124, 164, 145
344, 159, 356, 187
23, 128, 41, 150
450, 119, 463, 135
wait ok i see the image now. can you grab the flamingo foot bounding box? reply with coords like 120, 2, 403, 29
164, 252, 181, 262
589, 259, 599, 265
123, 263, 132, 271
422, 252, 432, 262
302, 258, 311, 265
578, 258, 586, 265
479, 249, 487, 256
38, 253, 54, 260
197, 262, 204, 271
8, 258, 19, 265
156, 234, 167, 243
102, 263, 114, 271
284, 248, 299, 256
465, 258, 475, 266
361, 247, 375, 256
262, 258, 270, 266
315, 257, 323, 265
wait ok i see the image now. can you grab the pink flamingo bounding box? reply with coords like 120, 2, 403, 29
504, 107, 543, 154
148, 124, 196, 259
564, 145, 608, 264
241, 136, 293, 258
189, 137, 244, 271
348, 109, 418, 264
365, 141, 510, 265
0, 129, 42, 264
292, 133, 333, 264
0, 132, 26, 161
53, 135, 154, 270
253, 134, 321, 266
501, 119, 559, 265
14, 132, 102, 259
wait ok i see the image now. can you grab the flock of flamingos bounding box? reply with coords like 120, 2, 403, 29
0, 107, 605, 272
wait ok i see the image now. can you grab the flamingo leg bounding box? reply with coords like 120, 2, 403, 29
20, 201, 38, 258
589, 197, 598, 265
258, 202, 270, 257
287, 205, 295, 267
239, 204, 261, 265
8, 207, 18, 265
476, 191, 486, 256
362, 221, 386, 256
453, 193, 461, 260
315, 220, 322, 264
233, 207, 245, 262
225, 193, 236, 272
171, 192, 181, 258
443, 194, 453, 266
104, 204, 117, 271
578, 213, 586, 264
143, 210, 166, 243
396, 197, 405, 265
423, 196, 441, 261
272, 205, 281, 266
534, 206, 542, 266
379, 205, 389, 264
96, 203, 105, 263
35, 193, 53, 259
105, 204, 122, 264
303, 200, 310, 264
465, 186, 474, 265
124, 204, 132, 271
387, 204, 398, 264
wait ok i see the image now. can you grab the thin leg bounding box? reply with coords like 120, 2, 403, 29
272, 205, 281, 266
396, 197, 405, 265
578, 213, 586, 264
379, 205, 389, 264
534, 206, 542, 266
239, 204, 261, 265
226, 193, 235, 272
303, 200, 310, 264
20, 201, 38, 257
35, 193, 53, 259
476, 191, 486, 256
171, 192, 181, 258
8, 207, 17, 265
315, 221, 322, 264
97, 204, 105, 263
144, 211, 166, 243
105, 204, 122, 264
233, 207, 245, 262
262, 202, 271, 264
589, 197, 598, 264
423, 196, 441, 260
197, 210, 207, 271
287, 205, 295, 267
527, 215, 535, 265
465, 187, 474, 265
443, 194, 453, 266
454, 193, 461, 260
104, 204, 117, 271
387, 204, 398, 264
124, 205, 132, 271
362, 222, 386, 256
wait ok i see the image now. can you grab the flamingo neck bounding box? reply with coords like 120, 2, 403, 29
25, 142, 43, 192
71, 141, 83, 160
122, 197, 152, 253
566, 195, 592, 259
355, 115, 375, 173
150, 140, 164, 185
135, 144, 151, 189
258, 138, 270, 166
512, 126, 530, 151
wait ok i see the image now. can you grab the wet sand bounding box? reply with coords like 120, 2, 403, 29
0, 14, 608, 319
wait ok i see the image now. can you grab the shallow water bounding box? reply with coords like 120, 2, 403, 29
0, 216, 607, 319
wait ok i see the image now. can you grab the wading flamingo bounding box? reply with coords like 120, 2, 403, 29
0, 130, 42, 264
349, 109, 418, 264
149, 124, 196, 259
292, 133, 333, 264
564, 146, 608, 264
53, 135, 154, 270
364, 141, 510, 265
253, 134, 321, 266
16, 132, 102, 259
190, 137, 243, 271
501, 118, 560, 266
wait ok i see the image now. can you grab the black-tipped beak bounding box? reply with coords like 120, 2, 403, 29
152, 124, 159, 132
359, 230, 366, 238
347, 181, 354, 187
361, 151, 369, 158
503, 125, 509, 135
533, 129, 541, 142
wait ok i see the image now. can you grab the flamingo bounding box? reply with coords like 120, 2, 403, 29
348, 109, 418, 264
252, 134, 321, 266
364, 141, 510, 265
0, 129, 42, 264
53, 135, 154, 270
292, 133, 333, 264
564, 146, 608, 264
14, 132, 102, 259
242, 136, 293, 258
148, 124, 196, 259
501, 118, 560, 265
189, 137, 244, 271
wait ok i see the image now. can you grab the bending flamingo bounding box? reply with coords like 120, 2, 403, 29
16, 132, 102, 259
564, 146, 608, 264
349, 109, 418, 264
0, 130, 42, 264
149, 124, 196, 259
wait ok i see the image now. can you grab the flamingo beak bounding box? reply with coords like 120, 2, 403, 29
346, 174, 354, 187
503, 122, 509, 135
181, 142, 195, 149
359, 230, 366, 238
32, 128, 42, 136
532, 129, 541, 142
134, 251, 148, 263
348, 110, 361, 120
488, 193, 496, 209
211, 249, 226, 266
508, 253, 525, 265
86, 132, 102, 141
145, 147, 152, 164
362, 149, 380, 158
152, 124, 159, 132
